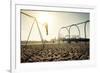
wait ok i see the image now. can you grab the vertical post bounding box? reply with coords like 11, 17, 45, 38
84, 22, 87, 39
75, 25, 80, 38
69, 26, 72, 43
58, 28, 61, 44
84, 22, 87, 45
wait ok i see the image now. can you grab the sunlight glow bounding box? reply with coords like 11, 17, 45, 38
37, 13, 49, 24
36, 12, 53, 40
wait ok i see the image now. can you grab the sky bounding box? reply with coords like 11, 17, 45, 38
21, 10, 90, 41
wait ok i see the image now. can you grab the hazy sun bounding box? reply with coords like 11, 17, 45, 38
37, 12, 54, 41
37, 12, 50, 24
